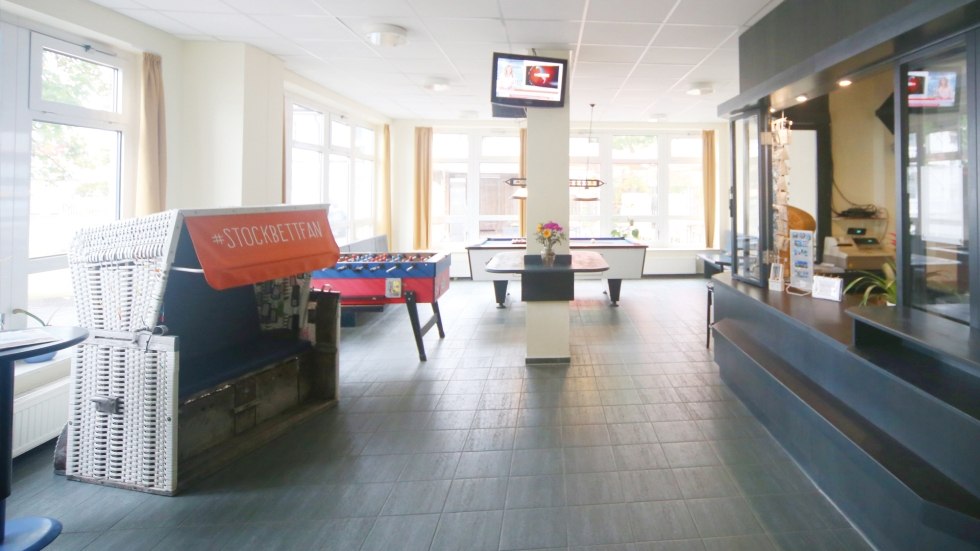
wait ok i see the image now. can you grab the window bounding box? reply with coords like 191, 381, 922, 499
285, 100, 377, 246
427, 128, 709, 251
1, 26, 135, 329
431, 131, 522, 249
607, 133, 704, 247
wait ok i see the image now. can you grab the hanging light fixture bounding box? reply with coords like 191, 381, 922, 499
570, 103, 606, 189
504, 104, 606, 193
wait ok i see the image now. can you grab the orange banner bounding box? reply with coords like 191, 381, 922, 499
184, 209, 340, 290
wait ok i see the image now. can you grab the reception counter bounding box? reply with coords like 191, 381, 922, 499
710, 274, 979, 551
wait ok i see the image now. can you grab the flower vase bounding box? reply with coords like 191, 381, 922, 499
541, 245, 556, 267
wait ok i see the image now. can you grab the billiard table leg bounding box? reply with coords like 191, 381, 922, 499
607, 279, 623, 306
493, 280, 508, 308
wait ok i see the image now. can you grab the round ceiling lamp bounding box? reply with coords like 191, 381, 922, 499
365, 24, 407, 47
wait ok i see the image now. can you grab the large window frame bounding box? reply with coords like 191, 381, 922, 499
284, 96, 378, 246
0, 23, 136, 330
428, 128, 709, 251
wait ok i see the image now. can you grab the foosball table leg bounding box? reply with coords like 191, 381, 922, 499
432, 300, 445, 338
405, 291, 446, 361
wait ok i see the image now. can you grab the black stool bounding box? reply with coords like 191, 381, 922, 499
706, 282, 714, 349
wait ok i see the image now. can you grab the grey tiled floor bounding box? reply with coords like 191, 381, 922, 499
10, 278, 875, 550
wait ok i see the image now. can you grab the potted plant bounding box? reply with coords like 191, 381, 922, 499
12, 308, 57, 362
844, 261, 897, 306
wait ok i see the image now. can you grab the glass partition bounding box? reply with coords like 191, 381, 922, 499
731, 109, 768, 286
902, 41, 972, 324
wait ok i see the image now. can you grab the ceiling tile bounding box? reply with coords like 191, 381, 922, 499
586, 0, 676, 23
669, 0, 774, 26
425, 18, 508, 43
504, 20, 580, 45
577, 44, 645, 64
629, 63, 696, 80
299, 40, 379, 58
136, 0, 236, 13
574, 61, 634, 78
641, 47, 712, 65
162, 12, 278, 38
582, 22, 659, 46
313, 0, 415, 17
116, 9, 204, 36
407, 0, 502, 18
498, 0, 586, 20
223, 0, 325, 16
252, 14, 354, 40
654, 24, 737, 49
88, 0, 145, 8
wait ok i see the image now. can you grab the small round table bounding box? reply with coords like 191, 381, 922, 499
0, 327, 88, 551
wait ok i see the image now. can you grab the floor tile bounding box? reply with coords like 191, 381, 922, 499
686, 497, 765, 538
398, 452, 460, 481
566, 471, 625, 505
454, 450, 512, 478
506, 475, 565, 508
443, 477, 508, 512
361, 514, 439, 551
430, 510, 503, 551
567, 503, 634, 546
511, 448, 563, 476
499, 507, 567, 550
620, 469, 683, 502
672, 466, 739, 499
381, 479, 451, 515
628, 500, 700, 542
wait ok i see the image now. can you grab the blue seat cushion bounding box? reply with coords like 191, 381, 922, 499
162, 257, 312, 400
178, 336, 311, 399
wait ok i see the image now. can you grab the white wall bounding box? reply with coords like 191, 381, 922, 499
242, 45, 285, 206
180, 42, 245, 207
829, 70, 896, 239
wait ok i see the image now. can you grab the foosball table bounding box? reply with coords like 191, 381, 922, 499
311, 252, 451, 360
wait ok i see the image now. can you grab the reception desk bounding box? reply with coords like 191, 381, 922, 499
468, 237, 645, 306
711, 274, 980, 550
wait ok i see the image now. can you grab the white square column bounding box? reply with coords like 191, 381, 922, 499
524, 51, 571, 363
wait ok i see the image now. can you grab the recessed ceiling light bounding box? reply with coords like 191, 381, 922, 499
648, 113, 666, 122
838, 79, 853, 87
424, 78, 449, 92
686, 82, 713, 96
796, 94, 808, 103
365, 24, 407, 47
769, 107, 777, 113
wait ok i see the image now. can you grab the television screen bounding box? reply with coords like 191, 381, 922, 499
908, 70, 957, 108
491, 52, 567, 108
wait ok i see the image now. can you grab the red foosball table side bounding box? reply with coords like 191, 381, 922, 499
309, 252, 450, 360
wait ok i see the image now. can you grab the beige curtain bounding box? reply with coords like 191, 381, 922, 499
413, 127, 433, 250
379, 124, 393, 241
702, 130, 716, 248
519, 127, 527, 237
135, 52, 167, 216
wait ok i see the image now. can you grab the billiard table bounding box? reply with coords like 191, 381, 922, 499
466, 237, 647, 306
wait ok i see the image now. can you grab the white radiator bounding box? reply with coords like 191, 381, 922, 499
13, 357, 71, 457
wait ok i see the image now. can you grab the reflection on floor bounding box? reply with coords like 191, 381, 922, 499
10, 278, 874, 550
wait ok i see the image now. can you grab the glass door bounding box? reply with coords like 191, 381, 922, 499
901, 38, 974, 324
730, 108, 769, 286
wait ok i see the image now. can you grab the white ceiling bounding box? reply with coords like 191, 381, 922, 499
88, 0, 783, 122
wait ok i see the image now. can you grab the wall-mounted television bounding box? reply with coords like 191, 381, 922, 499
491, 52, 567, 109
908, 70, 957, 108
